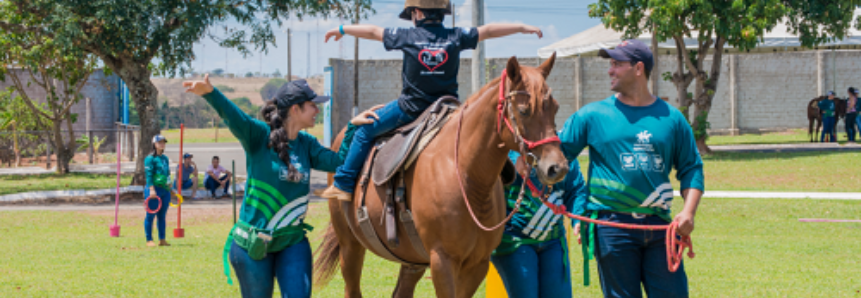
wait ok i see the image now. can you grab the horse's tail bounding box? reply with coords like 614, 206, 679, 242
313, 223, 341, 288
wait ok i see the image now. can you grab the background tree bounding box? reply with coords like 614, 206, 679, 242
0, 14, 99, 173
588, 0, 859, 153
260, 78, 290, 101
0, 90, 49, 167
0, 0, 371, 183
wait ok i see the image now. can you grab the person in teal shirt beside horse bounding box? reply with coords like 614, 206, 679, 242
819, 91, 838, 142
560, 39, 705, 298
490, 151, 587, 298
183, 74, 380, 298
144, 134, 173, 247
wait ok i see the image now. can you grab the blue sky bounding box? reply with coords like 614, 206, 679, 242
189, 0, 601, 77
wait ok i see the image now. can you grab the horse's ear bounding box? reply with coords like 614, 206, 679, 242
538, 52, 556, 78
506, 56, 521, 84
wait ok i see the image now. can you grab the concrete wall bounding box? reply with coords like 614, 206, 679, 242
329, 50, 861, 136
1, 69, 120, 152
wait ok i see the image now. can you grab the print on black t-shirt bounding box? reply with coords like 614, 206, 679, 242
383, 24, 479, 117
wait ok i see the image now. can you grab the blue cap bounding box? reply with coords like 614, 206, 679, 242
152, 134, 167, 144
827, 90, 835, 96
183, 153, 193, 159
599, 39, 654, 73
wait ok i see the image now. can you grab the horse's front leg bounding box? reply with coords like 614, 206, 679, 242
429, 249, 461, 298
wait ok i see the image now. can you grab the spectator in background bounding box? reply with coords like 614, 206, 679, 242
819, 91, 837, 142
847, 87, 859, 142
205, 156, 231, 198
173, 153, 199, 200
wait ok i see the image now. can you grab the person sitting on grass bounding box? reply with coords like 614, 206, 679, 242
144, 134, 172, 247
173, 153, 199, 200
204, 156, 231, 198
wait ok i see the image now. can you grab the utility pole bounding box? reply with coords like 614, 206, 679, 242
452, 3, 455, 27
471, 0, 485, 93
225, 27, 229, 75
287, 28, 292, 81
307, 32, 311, 78
353, 2, 360, 116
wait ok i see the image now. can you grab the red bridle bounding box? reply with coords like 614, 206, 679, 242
496, 69, 561, 151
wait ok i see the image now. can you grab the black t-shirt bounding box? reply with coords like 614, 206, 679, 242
383, 24, 479, 117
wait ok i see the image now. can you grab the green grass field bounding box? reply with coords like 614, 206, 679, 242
0, 173, 134, 196
706, 128, 859, 146
2, 151, 858, 196
0, 173, 239, 196
2, 198, 860, 297
573, 150, 861, 193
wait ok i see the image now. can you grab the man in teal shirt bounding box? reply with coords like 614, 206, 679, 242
559, 39, 705, 298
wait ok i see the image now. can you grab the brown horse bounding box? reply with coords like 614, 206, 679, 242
807, 96, 825, 142
314, 55, 568, 298
808, 96, 848, 142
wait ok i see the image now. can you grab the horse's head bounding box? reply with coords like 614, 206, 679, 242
498, 53, 568, 185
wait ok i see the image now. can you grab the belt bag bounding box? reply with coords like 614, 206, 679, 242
232, 221, 312, 260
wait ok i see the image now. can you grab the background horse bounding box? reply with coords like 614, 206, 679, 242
808, 96, 848, 142
314, 55, 568, 298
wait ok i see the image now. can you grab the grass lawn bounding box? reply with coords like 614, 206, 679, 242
162, 124, 325, 144
2, 150, 858, 197
706, 129, 858, 146
0, 173, 241, 196
572, 150, 861, 193
2, 198, 860, 297
0, 173, 134, 196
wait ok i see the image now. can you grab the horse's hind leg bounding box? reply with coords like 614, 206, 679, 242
391, 265, 427, 298
455, 259, 490, 298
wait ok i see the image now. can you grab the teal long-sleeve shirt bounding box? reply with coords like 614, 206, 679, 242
203, 88, 345, 235
144, 154, 171, 190
559, 96, 705, 222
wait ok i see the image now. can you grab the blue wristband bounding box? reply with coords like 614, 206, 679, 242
339, 25, 345, 35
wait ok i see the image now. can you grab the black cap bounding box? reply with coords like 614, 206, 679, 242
849, 87, 858, 94
274, 79, 330, 108
599, 39, 654, 73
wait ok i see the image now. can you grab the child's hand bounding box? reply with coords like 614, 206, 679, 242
522, 25, 543, 38
325, 28, 344, 42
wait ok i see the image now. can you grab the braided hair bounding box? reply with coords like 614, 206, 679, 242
261, 101, 304, 182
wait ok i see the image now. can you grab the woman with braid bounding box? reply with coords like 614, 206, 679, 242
183, 74, 380, 298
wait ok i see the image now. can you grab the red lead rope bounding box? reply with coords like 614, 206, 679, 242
527, 180, 695, 272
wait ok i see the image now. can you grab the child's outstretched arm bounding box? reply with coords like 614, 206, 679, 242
477, 23, 542, 42
325, 25, 385, 42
